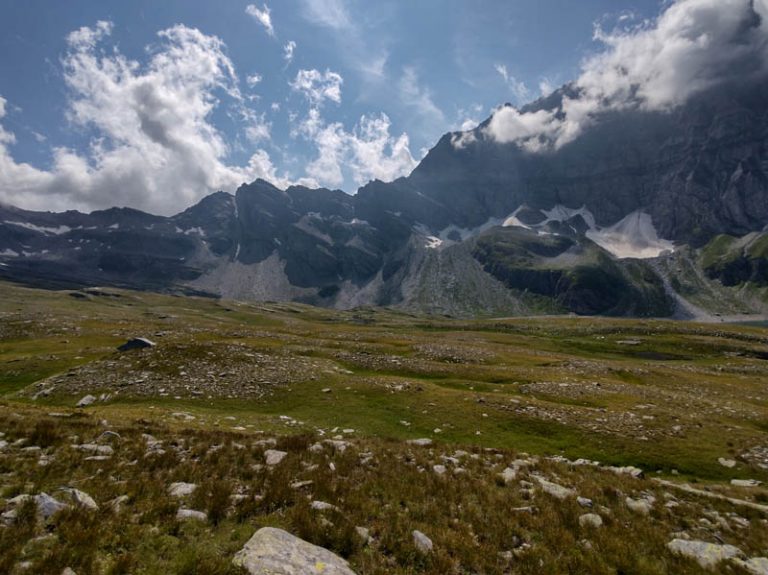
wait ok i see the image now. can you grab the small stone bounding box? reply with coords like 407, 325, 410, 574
168, 482, 197, 498
68, 489, 98, 511
499, 467, 517, 484
264, 449, 288, 466
577, 496, 593, 508
718, 457, 737, 468
98, 431, 121, 443
310, 501, 338, 512
731, 479, 762, 488
35, 492, 68, 519
579, 513, 603, 528
177, 508, 207, 521
117, 337, 156, 352
76, 395, 96, 408
73, 443, 114, 456
406, 438, 432, 447
62, 568, 77, 575
413, 530, 433, 554
355, 527, 370, 544
625, 497, 653, 515
432, 464, 447, 475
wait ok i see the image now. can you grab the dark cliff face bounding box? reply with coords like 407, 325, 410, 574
361, 77, 768, 245
1, 77, 768, 316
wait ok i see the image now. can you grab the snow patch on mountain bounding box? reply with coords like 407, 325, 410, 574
4, 221, 71, 235
586, 211, 674, 259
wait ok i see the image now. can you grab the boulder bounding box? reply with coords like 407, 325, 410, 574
233, 527, 357, 574
117, 337, 156, 352
667, 539, 743, 569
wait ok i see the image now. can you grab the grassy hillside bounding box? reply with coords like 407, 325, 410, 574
0, 281, 767, 573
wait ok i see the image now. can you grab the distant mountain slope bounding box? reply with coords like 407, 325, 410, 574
2, 77, 768, 318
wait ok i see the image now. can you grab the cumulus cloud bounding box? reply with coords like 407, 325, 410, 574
245, 4, 275, 37
484, 0, 768, 151
290, 68, 343, 106
294, 108, 417, 188
0, 22, 286, 214
246, 73, 262, 87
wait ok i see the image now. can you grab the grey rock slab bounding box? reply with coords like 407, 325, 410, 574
233, 527, 357, 574
667, 539, 743, 569
534, 476, 575, 500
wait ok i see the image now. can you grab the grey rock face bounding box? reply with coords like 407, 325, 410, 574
1, 78, 767, 318
233, 527, 357, 575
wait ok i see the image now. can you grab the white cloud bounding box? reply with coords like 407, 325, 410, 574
399, 67, 445, 128
290, 68, 343, 106
300, 0, 352, 30
0, 23, 288, 214
246, 73, 262, 87
0, 96, 15, 145
494, 63, 530, 103
65, 20, 113, 50
245, 4, 275, 37
538, 78, 555, 97
294, 108, 417, 188
283, 41, 296, 64
484, 0, 768, 150
242, 109, 271, 143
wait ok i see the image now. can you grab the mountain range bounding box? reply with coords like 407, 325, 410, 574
2, 76, 768, 319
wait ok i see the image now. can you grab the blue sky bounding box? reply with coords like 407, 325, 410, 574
0, 0, 748, 214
